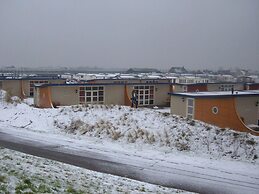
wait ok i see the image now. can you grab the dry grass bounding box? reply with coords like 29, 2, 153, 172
52, 104, 259, 162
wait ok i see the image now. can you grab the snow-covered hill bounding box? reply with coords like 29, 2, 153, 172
0, 91, 258, 164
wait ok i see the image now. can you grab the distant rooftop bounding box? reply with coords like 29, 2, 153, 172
168, 66, 188, 73
0, 75, 64, 80
126, 68, 161, 73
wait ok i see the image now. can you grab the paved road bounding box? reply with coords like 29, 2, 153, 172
0, 129, 259, 194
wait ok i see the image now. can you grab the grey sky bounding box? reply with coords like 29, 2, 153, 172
0, 0, 258, 70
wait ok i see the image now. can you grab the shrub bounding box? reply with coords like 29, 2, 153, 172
246, 139, 256, 146
111, 130, 122, 140
188, 120, 195, 126
162, 112, 170, 117
66, 119, 85, 133
127, 132, 136, 143
175, 141, 190, 151
4, 91, 12, 103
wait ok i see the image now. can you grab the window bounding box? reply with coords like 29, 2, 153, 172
187, 98, 194, 119
187, 98, 193, 106
79, 86, 104, 104
212, 106, 219, 114
219, 84, 234, 91
133, 85, 155, 106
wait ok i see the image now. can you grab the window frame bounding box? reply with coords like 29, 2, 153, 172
187, 98, 195, 119
133, 85, 155, 106
79, 86, 105, 104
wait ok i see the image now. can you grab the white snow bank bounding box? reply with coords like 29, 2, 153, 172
0, 97, 258, 164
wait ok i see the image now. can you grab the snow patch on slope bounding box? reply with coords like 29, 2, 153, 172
0, 92, 258, 164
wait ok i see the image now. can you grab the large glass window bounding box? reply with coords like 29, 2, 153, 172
79, 86, 104, 104
133, 85, 154, 106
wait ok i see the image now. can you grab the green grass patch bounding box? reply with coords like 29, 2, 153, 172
38, 184, 51, 193
15, 177, 37, 194
66, 185, 84, 194
0, 184, 9, 194
0, 175, 6, 183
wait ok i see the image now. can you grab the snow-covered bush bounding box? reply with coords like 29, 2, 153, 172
52, 104, 259, 163
0, 90, 21, 104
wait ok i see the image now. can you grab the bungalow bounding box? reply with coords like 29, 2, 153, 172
172, 82, 245, 93
0, 77, 66, 98
170, 90, 259, 136
34, 79, 172, 108
245, 83, 259, 90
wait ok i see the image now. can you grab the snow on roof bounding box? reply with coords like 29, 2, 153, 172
117, 75, 137, 79
170, 90, 259, 97
144, 75, 162, 79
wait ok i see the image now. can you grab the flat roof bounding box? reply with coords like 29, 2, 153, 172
246, 83, 259, 85
35, 82, 172, 88
169, 90, 259, 98
87, 78, 171, 81
172, 82, 245, 86
0, 77, 65, 81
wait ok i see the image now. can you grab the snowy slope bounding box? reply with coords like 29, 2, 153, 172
0, 91, 258, 164
0, 147, 191, 193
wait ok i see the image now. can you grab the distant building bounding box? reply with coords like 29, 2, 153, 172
168, 66, 187, 74
237, 76, 256, 83
169, 90, 259, 136
245, 83, 259, 90
0, 76, 65, 98
177, 76, 209, 84
172, 82, 245, 93
212, 74, 236, 83
34, 79, 172, 108
126, 68, 161, 74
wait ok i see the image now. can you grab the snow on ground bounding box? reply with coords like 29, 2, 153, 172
0, 147, 190, 194
0, 91, 259, 193
0, 95, 258, 164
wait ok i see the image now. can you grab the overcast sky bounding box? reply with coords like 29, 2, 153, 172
0, 0, 258, 70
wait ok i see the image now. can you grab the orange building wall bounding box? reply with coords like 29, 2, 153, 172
187, 85, 207, 92
37, 87, 53, 108
20, 80, 26, 99
124, 85, 132, 106
194, 97, 259, 136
